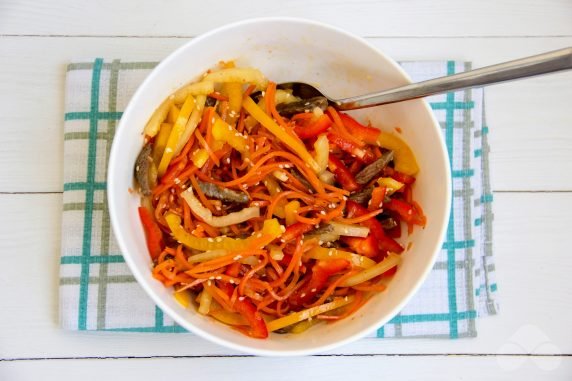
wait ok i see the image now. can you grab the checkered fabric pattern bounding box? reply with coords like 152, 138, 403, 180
60, 59, 498, 337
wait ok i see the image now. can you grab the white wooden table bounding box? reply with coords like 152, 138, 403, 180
1, 1, 571, 379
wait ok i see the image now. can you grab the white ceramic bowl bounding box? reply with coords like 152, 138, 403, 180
108, 17, 451, 356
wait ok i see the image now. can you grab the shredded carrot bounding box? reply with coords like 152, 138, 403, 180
335, 208, 384, 224
208, 92, 229, 101
139, 64, 423, 339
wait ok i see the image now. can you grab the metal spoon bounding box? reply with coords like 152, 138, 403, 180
277, 47, 572, 112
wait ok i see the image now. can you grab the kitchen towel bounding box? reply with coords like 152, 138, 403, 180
60, 59, 498, 338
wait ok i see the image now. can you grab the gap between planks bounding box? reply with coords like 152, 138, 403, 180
1, 34, 572, 39
3, 353, 571, 362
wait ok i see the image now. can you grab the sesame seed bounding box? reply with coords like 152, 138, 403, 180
135, 165, 140, 171
233, 255, 242, 261
207, 280, 212, 286
315, 224, 320, 228
300, 293, 306, 298
239, 296, 245, 301
311, 288, 317, 293
207, 238, 214, 242
328, 249, 334, 256
216, 276, 222, 280
304, 109, 310, 113
280, 225, 286, 232
229, 279, 235, 284
308, 317, 313, 321
343, 196, 348, 200
211, 117, 215, 124
209, 276, 215, 280
408, 210, 413, 215
318, 240, 323, 245
174, 178, 181, 184
245, 145, 250, 150
226, 157, 231, 164
320, 210, 326, 215
165, 147, 173, 153
304, 102, 310, 106
215, 237, 223, 242
261, 91, 265, 97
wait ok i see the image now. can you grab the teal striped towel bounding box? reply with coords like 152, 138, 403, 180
60, 59, 498, 338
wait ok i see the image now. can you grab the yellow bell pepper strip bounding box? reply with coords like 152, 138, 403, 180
173, 289, 192, 308
223, 82, 243, 126
377, 177, 404, 195
175, 95, 206, 155
152, 123, 172, 164
377, 132, 419, 175
173, 81, 214, 104
168, 104, 180, 124
266, 296, 355, 332
212, 119, 248, 152
284, 200, 300, 226
165, 213, 282, 252
305, 247, 376, 269
209, 307, 248, 326
157, 95, 196, 176
143, 97, 173, 138
243, 97, 321, 173
290, 318, 321, 334
340, 253, 401, 287
191, 148, 209, 168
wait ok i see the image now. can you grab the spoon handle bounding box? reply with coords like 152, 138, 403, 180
337, 47, 572, 110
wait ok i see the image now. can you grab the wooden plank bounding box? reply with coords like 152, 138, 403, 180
0, 192, 570, 359
1, 0, 572, 38
2, 356, 571, 381
1, 36, 571, 192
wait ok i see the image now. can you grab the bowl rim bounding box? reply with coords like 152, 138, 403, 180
108, 16, 451, 356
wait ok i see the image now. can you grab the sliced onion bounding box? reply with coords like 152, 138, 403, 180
198, 290, 212, 315
181, 187, 259, 228
340, 253, 401, 287
329, 222, 370, 237
313, 134, 329, 174
318, 170, 335, 185
272, 170, 289, 182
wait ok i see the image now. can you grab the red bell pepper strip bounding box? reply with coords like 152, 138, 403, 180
346, 200, 404, 254
391, 170, 416, 185
233, 297, 269, 338
138, 207, 165, 260
342, 235, 381, 258
328, 155, 360, 191
290, 258, 350, 306
327, 132, 375, 163
219, 282, 268, 338
225, 262, 242, 277
339, 113, 381, 144
281, 222, 314, 242
294, 114, 333, 139
384, 198, 425, 226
